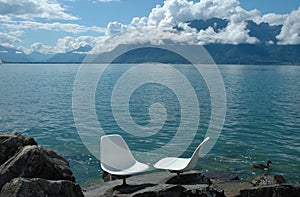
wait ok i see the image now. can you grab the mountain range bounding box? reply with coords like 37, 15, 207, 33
0, 18, 299, 65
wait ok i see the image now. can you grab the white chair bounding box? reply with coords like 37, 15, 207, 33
100, 134, 149, 185
154, 137, 210, 176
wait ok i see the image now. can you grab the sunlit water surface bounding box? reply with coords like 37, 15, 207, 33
0, 64, 299, 186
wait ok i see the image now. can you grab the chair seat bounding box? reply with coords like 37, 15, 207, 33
154, 157, 191, 171
102, 160, 149, 176
154, 137, 210, 174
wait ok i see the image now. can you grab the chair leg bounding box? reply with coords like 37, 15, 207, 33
122, 177, 127, 186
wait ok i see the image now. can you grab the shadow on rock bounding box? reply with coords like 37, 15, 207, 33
111, 183, 157, 194
165, 173, 211, 185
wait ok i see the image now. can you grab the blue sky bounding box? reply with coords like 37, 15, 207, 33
0, 0, 299, 54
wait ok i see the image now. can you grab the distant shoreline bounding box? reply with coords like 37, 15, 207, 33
1, 62, 299, 65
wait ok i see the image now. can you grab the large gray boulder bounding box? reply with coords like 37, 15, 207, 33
0, 177, 84, 197
0, 133, 37, 165
0, 145, 75, 190
240, 184, 300, 197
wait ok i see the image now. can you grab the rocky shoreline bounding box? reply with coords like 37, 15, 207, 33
84, 170, 300, 197
0, 133, 83, 196
1, 133, 299, 197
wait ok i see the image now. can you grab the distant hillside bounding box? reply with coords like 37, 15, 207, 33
47, 52, 86, 63
109, 44, 300, 65
28, 52, 54, 62
37, 45, 91, 63
0, 46, 30, 63
205, 44, 300, 64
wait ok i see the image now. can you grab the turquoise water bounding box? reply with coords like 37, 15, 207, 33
0, 64, 299, 186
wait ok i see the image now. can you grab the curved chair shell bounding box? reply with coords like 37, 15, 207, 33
100, 134, 149, 185
154, 137, 210, 174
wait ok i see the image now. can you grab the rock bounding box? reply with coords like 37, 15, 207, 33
132, 184, 186, 197
213, 180, 253, 197
0, 177, 84, 197
183, 184, 225, 197
240, 184, 300, 197
203, 171, 239, 181
84, 171, 225, 197
202, 171, 252, 197
0, 133, 37, 165
0, 145, 75, 190
251, 174, 286, 187
104, 184, 186, 197
103, 170, 126, 182
164, 172, 211, 185
103, 184, 225, 197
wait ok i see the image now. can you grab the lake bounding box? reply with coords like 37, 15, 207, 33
0, 63, 299, 186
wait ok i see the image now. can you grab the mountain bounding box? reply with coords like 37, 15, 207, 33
46, 45, 91, 63
188, 17, 228, 32
0, 45, 30, 63
246, 21, 282, 44
0, 45, 90, 63
97, 44, 300, 65
47, 52, 86, 63
28, 51, 54, 62
205, 44, 300, 64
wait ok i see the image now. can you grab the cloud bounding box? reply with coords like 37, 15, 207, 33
54, 36, 99, 53
106, 21, 127, 36
94, 0, 120, 2
94, 0, 261, 53
0, 0, 78, 20
3, 21, 105, 34
276, 7, 300, 44
92, 26, 194, 54
259, 13, 288, 26
99, 0, 299, 50
6, 0, 299, 55
0, 32, 21, 47
30, 42, 53, 54
188, 21, 258, 45
28, 36, 102, 54
144, 0, 260, 27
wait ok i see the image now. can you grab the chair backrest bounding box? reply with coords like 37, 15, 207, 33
100, 134, 136, 171
183, 137, 210, 172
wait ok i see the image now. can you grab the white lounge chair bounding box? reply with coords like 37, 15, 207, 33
154, 137, 210, 176
100, 134, 149, 185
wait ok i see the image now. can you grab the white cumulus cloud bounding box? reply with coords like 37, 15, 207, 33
95, 0, 263, 54
92, 26, 194, 54
30, 42, 53, 54
276, 7, 300, 44
259, 13, 288, 26
50, 36, 101, 54
106, 21, 127, 36
10, 0, 299, 55
0, 0, 78, 20
99, 0, 299, 52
